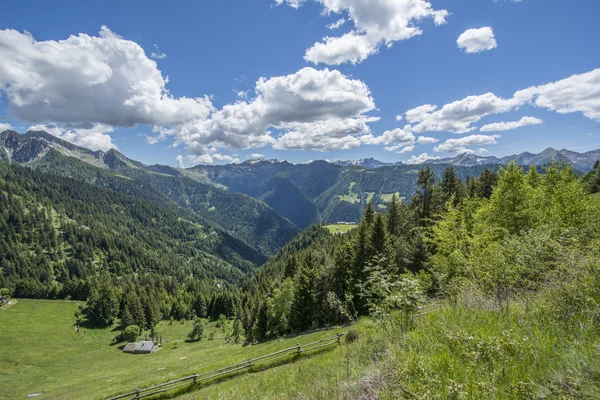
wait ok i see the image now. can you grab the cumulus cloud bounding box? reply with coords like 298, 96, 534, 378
457, 27, 497, 54
406, 152, 440, 164
433, 134, 500, 154
0, 123, 12, 131
404, 93, 518, 134
398, 144, 415, 154
402, 68, 600, 135
0, 27, 383, 156
176, 152, 240, 167
327, 18, 346, 30
0, 27, 213, 131
416, 136, 438, 144
513, 69, 600, 121
277, 0, 449, 65
480, 116, 542, 132
27, 123, 117, 151
250, 153, 264, 158
195, 67, 378, 153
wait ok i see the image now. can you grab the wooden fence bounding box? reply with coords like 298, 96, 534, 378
107, 333, 344, 400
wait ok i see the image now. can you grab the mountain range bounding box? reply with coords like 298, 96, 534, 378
2, 129, 600, 232
333, 147, 600, 172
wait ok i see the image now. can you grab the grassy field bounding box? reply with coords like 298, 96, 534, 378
325, 224, 358, 234
3, 297, 599, 399
0, 299, 348, 400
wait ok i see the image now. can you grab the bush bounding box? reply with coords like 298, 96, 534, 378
345, 329, 360, 344
187, 318, 204, 341
122, 325, 140, 342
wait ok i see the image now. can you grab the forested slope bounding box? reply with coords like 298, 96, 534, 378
0, 161, 264, 298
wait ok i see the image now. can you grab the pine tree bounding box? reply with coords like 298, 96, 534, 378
283, 256, 298, 279
416, 166, 436, 225
232, 317, 242, 343
370, 213, 387, 256
441, 166, 462, 206
386, 194, 400, 236
290, 252, 318, 331
363, 201, 375, 226
477, 168, 498, 199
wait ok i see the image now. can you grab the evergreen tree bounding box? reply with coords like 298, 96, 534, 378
283, 256, 298, 279
440, 167, 462, 206
415, 166, 436, 225
290, 252, 318, 331
370, 213, 387, 256
85, 278, 120, 327
386, 194, 400, 236
363, 201, 375, 226
476, 168, 498, 199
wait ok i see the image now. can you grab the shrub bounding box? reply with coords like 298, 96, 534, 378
122, 325, 140, 342
345, 329, 360, 344
187, 318, 204, 341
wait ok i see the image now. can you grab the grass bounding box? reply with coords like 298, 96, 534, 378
0, 299, 347, 400
379, 192, 404, 203
338, 182, 360, 204
3, 297, 599, 399
325, 224, 358, 234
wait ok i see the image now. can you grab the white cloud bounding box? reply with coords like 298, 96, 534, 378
405, 104, 438, 124
176, 153, 240, 167
406, 152, 440, 164
404, 93, 518, 134
278, 0, 449, 65
236, 90, 249, 99
480, 116, 542, 132
416, 136, 438, 144
395, 115, 403, 121
194, 67, 378, 153
0, 123, 12, 131
0, 27, 213, 143
433, 134, 500, 154
514, 69, 600, 121
327, 18, 346, 30
457, 27, 497, 54
250, 153, 264, 158
150, 44, 167, 60
402, 69, 600, 136
27, 123, 117, 151
398, 144, 415, 154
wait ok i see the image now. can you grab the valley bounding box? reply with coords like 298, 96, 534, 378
2, 129, 600, 399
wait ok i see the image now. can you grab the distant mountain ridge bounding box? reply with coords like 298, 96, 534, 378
2, 129, 600, 228
332, 157, 402, 168
331, 148, 600, 172
425, 147, 600, 172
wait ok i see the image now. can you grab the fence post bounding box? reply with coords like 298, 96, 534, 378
296, 343, 301, 354
337, 333, 342, 345
135, 388, 141, 399
193, 373, 198, 384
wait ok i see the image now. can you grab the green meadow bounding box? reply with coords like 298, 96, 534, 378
324, 224, 358, 234
0, 299, 346, 400
3, 296, 600, 399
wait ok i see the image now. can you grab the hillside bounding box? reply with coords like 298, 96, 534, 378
0, 299, 347, 400
0, 162, 265, 296
1, 130, 300, 258
190, 161, 502, 224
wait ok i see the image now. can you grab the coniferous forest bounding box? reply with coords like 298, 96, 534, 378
2, 159, 598, 337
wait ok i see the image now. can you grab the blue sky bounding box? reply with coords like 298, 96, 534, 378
1, 0, 599, 166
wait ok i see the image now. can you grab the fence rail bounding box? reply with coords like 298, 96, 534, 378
107, 333, 344, 400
